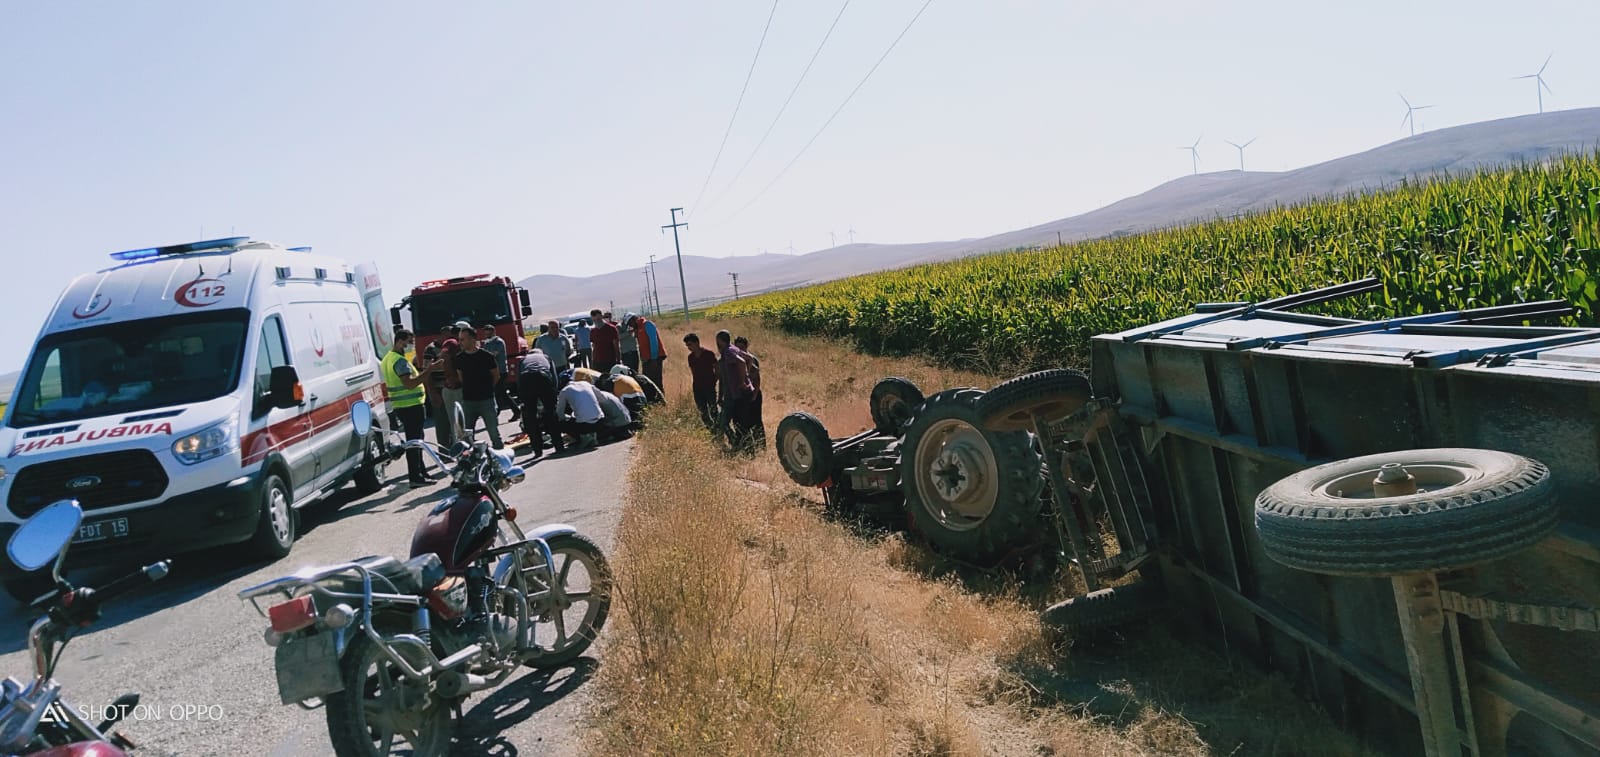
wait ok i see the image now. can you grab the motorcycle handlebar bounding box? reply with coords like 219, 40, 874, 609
96, 561, 171, 605
52, 561, 170, 628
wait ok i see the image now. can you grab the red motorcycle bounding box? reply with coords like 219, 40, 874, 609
239, 402, 611, 756
0, 499, 169, 756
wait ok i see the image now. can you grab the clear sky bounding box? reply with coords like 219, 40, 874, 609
3, 1, 1597, 375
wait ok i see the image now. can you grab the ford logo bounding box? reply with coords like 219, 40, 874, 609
65, 475, 101, 491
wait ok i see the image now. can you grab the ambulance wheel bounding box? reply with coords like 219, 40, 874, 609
353, 434, 387, 496
250, 473, 296, 560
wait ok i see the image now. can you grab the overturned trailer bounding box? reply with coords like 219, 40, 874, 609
776, 278, 1600, 756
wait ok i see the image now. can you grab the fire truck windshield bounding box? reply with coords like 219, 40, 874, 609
410, 286, 511, 334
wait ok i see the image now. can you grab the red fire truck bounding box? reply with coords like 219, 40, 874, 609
389, 274, 533, 374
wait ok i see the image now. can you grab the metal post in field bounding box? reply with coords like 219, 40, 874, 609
663, 207, 690, 323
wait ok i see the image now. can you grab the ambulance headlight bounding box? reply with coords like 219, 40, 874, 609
172, 419, 238, 465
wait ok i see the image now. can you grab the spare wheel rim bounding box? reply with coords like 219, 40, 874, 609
1316, 462, 1478, 500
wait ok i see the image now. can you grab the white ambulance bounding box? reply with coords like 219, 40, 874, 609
0, 237, 394, 599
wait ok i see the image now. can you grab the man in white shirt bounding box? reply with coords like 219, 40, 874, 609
555, 377, 604, 448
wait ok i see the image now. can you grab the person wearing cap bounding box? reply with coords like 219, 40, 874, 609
533, 320, 573, 375
605, 364, 648, 420
572, 367, 639, 436
628, 313, 668, 395
452, 323, 503, 448
590, 308, 621, 374
683, 333, 719, 428
383, 328, 435, 487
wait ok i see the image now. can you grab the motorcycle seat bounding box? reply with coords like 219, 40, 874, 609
340, 554, 444, 596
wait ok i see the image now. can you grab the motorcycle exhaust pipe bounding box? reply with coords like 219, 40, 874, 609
435, 670, 493, 699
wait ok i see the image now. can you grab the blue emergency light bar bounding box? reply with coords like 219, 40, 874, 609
109, 236, 252, 261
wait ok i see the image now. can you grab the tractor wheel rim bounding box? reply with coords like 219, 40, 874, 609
914, 418, 998, 530
783, 429, 814, 473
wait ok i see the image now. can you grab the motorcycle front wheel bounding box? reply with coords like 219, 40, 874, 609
325, 632, 454, 757
520, 533, 613, 668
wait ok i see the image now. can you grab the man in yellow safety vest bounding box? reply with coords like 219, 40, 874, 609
383, 328, 435, 487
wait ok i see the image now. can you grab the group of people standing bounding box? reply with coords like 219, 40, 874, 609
383, 321, 517, 487
516, 308, 668, 457
381, 306, 762, 487
684, 329, 766, 454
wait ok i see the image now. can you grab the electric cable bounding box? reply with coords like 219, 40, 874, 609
688, 0, 781, 219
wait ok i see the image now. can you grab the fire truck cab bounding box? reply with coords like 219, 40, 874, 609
390, 274, 533, 375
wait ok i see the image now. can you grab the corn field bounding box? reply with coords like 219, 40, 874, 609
709, 154, 1600, 369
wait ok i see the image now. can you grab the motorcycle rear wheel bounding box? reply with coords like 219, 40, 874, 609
325, 632, 454, 757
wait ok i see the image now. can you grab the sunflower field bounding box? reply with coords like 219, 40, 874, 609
709, 153, 1600, 369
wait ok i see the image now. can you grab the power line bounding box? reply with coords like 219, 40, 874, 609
723, 0, 935, 221
688, 0, 781, 219
702, 0, 852, 215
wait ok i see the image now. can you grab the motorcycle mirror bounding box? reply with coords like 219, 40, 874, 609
8, 499, 83, 574
350, 400, 373, 438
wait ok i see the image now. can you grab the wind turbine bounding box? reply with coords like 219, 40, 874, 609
787, 241, 796, 255
848, 228, 857, 244
830, 231, 837, 247
1514, 53, 1554, 114
1225, 137, 1256, 171
1177, 135, 1202, 175
1399, 93, 1434, 137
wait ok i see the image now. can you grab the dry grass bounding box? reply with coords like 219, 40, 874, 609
589, 318, 1373, 756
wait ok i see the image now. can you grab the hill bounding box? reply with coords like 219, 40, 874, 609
524, 108, 1600, 318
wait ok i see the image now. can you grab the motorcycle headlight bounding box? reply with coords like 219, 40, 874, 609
171, 419, 238, 465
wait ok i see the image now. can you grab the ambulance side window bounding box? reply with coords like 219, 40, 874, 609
252, 316, 289, 418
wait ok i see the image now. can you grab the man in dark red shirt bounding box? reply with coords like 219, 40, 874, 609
715, 330, 756, 452
589, 308, 621, 374
683, 332, 719, 428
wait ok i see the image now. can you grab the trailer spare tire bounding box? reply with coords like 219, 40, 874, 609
869, 377, 924, 436
901, 389, 1044, 563
1042, 580, 1166, 633
776, 413, 834, 487
976, 369, 1092, 432
1255, 448, 1558, 577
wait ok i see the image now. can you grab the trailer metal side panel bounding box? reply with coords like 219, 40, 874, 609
1094, 307, 1600, 756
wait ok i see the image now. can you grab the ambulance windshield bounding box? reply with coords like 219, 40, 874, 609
10, 309, 250, 427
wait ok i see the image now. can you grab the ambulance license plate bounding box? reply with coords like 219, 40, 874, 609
75, 518, 130, 544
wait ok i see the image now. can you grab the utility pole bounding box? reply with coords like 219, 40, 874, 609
662, 207, 690, 323
1057, 231, 1063, 247
647, 255, 662, 316
728, 272, 740, 300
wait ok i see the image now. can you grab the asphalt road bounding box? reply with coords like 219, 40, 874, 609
0, 417, 630, 756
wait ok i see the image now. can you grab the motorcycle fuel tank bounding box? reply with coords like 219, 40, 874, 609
410, 494, 498, 573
